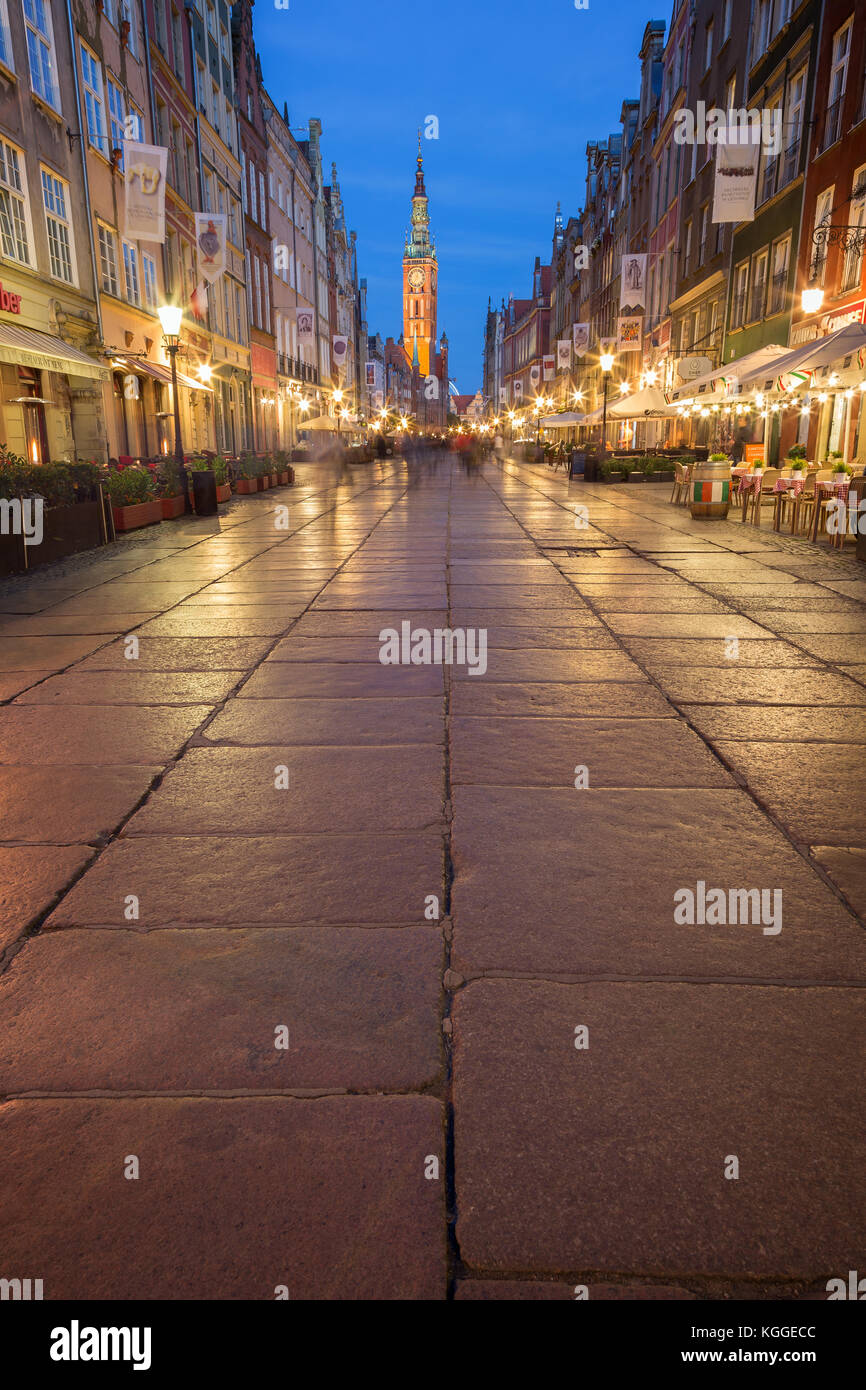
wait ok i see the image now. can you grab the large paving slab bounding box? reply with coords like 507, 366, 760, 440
450, 785, 866, 980
46, 832, 444, 928
0, 705, 211, 763
0, 925, 443, 1093
0, 765, 158, 843
128, 745, 443, 834
452, 979, 866, 1280
0, 845, 94, 952
0, 1096, 446, 1298
204, 695, 444, 745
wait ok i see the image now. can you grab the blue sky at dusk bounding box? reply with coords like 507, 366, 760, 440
256, 0, 662, 394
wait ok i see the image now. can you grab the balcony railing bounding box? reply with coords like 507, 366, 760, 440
277, 352, 319, 384
821, 95, 845, 153
757, 136, 800, 207
768, 268, 788, 314
731, 290, 747, 328
750, 279, 767, 322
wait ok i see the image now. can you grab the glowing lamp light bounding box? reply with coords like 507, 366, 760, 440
818, 393, 829, 402
158, 304, 182, 337
619, 381, 630, 395
801, 287, 824, 315
600, 351, 615, 372
299, 398, 310, 412
333, 389, 344, 404
198, 363, 212, 383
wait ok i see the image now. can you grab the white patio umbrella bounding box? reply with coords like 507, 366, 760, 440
607, 386, 679, 418
539, 411, 585, 428
735, 322, 866, 392
301, 414, 340, 430
667, 344, 789, 404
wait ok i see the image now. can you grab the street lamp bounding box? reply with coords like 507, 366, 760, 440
599, 349, 615, 458
158, 303, 190, 513
801, 286, 824, 315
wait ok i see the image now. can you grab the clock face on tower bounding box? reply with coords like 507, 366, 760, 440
408, 268, 425, 291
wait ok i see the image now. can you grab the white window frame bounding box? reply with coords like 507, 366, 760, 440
0, 137, 33, 266
0, 0, 14, 72
41, 166, 76, 284
841, 165, 866, 290
812, 186, 835, 283
142, 252, 158, 311
24, 0, 60, 111
120, 0, 138, 58
107, 75, 126, 162
122, 239, 141, 305
97, 222, 120, 296
829, 19, 852, 109
80, 43, 108, 155
705, 20, 713, 73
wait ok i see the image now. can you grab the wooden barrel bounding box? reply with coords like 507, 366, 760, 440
690, 457, 732, 519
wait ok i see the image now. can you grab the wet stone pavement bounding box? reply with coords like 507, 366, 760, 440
0, 453, 864, 1299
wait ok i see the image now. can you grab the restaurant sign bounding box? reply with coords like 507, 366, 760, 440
0, 282, 22, 314
822, 299, 865, 334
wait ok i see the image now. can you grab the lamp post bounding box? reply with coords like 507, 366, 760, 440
599, 349, 614, 458
158, 304, 190, 513
333, 386, 344, 440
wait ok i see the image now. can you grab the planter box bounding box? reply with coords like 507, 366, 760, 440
269, 473, 279, 487
216, 483, 232, 503
161, 494, 185, 520
626, 472, 646, 483
235, 478, 258, 494
648, 471, 675, 483
0, 526, 27, 575
259, 476, 271, 490
112, 499, 163, 532
604, 471, 624, 484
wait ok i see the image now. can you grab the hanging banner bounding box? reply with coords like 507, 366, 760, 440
194, 214, 227, 284
513, 380, 523, 400
712, 140, 760, 223
620, 254, 647, 312
189, 281, 208, 321
529, 363, 541, 387
499, 386, 507, 404
557, 339, 572, 370
332, 335, 349, 370
617, 316, 642, 352
297, 308, 315, 345
123, 142, 168, 243
542, 355, 555, 381
572, 323, 590, 358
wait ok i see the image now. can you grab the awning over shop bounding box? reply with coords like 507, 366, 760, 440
0, 323, 108, 381
178, 369, 213, 392
113, 356, 174, 386
668, 344, 788, 404
607, 386, 678, 418
539, 411, 584, 428
735, 322, 866, 392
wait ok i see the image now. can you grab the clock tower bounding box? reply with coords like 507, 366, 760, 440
403, 134, 437, 379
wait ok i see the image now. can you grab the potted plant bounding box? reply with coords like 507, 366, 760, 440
235, 454, 260, 494
107, 465, 162, 531
212, 456, 231, 503
825, 451, 849, 484
274, 450, 295, 486
157, 457, 185, 519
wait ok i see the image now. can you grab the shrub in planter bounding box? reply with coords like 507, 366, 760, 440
234, 454, 260, 494
107, 466, 162, 531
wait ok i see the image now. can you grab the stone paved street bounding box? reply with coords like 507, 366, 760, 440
1, 455, 864, 1299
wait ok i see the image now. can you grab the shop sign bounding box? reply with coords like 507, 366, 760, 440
822, 300, 865, 334
0, 282, 22, 313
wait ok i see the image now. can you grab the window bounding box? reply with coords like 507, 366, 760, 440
825, 20, 852, 150
721, 0, 732, 42
241, 152, 248, 213
253, 254, 262, 326
725, 75, 736, 114
758, 96, 783, 204
122, 240, 140, 305
153, 0, 167, 51
841, 166, 865, 291
142, 252, 158, 310
120, 0, 138, 58
698, 204, 708, 264
783, 65, 807, 182
127, 105, 143, 143
732, 259, 749, 327
80, 45, 107, 154
259, 172, 266, 229
98, 223, 119, 295
0, 139, 30, 264
107, 78, 126, 162
772, 0, 793, 37
245, 248, 253, 321
769, 236, 790, 313
263, 264, 271, 333
683, 218, 692, 272
755, 0, 771, 55
705, 20, 713, 72
0, 0, 13, 71
811, 186, 835, 282
223, 278, 233, 339
171, 7, 184, 81
24, 0, 59, 110
41, 168, 74, 282
206, 1, 216, 38
220, 24, 230, 63
750, 249, 768, 321
249, 160, 257, 222
155, 98, 169, 151
103, 0, 117, 25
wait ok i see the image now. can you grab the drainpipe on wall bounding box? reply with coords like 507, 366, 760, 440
139, 0, 168, 293
63, 0, 103, 347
